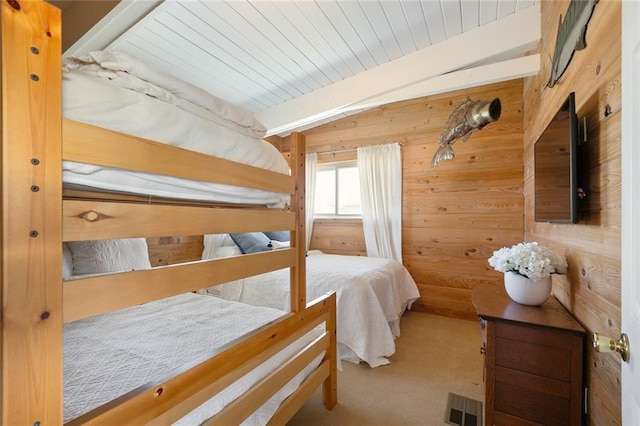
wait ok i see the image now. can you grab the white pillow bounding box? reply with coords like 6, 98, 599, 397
62, 243, 74, 280
200, 245, 243, 296
269, 240, 290, 250
67, 238, 152, 276
202, 234, 238, 259
210, 245, 242, 258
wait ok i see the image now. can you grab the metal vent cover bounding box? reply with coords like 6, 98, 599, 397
445, 392, 483, 426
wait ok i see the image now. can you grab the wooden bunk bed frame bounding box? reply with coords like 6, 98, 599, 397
0, 1, 337, 424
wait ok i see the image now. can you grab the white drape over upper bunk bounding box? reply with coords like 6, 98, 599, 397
62, 51, 291, 207
357, 143, 403, 262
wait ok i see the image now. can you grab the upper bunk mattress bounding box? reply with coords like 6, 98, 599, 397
63, 51, 290, 207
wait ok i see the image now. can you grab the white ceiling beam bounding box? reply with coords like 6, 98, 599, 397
353, 54, 540, 110
258, 3, 541, 135
268, 54, 540, 136
63, 0, 163, 58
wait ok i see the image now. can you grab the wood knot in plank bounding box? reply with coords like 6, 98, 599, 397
78, 210, 107, 222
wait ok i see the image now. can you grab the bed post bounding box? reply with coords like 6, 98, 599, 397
289, 132, 306, 313
1, 1, 63, 424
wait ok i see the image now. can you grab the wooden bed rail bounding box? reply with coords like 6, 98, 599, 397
63, 249, 297, 322
62, 200, 295, 242
289, 132, 307, 313
1, 1, 63, 423
63, 118, 295, 194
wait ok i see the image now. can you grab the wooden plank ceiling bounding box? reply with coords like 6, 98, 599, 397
64, 0, 541, 136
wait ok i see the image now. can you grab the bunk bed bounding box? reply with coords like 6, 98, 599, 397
0, 2, 336, 424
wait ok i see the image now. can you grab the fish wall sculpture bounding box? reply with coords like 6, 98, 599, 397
548, 0, 598, 88
430, 98, 502, 168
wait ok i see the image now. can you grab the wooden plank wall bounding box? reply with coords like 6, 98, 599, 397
283, 80, 525, 319
524, 2, 621, 425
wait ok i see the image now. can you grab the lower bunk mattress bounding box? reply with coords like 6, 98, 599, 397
64, 292, 323, 424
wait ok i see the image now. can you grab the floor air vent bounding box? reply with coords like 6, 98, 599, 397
445, 393, 482, 426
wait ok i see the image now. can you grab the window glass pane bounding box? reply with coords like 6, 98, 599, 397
315, 169, 336, 215
338, 167, 361, 215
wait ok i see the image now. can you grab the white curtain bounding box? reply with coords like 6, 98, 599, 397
357, 143, 402, 261
305, 152, 317, 251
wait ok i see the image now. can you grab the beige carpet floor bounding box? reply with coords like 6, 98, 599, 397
288, 311, 485, 426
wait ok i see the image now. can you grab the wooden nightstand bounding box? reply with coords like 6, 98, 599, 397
472, 286, 586, 426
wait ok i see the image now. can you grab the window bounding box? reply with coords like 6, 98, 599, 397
314, 161, 361, 217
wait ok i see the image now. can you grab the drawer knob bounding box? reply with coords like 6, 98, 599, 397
593, 333, 629, 362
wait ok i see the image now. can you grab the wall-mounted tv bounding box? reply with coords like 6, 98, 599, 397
534, 92, 579, 223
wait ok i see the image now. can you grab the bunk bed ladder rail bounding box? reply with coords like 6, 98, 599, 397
1, 1, 63, 424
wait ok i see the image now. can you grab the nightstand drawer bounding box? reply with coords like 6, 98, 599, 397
495, 337, 571, 380
494, 381, 571, 425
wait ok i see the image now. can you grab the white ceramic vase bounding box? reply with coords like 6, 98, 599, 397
503, 271, 552, 306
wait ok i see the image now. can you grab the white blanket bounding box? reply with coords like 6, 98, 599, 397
67, 51, 266, 137
62, 51, 290, 207
211, 251, 420, 368
64, 293, 323, 424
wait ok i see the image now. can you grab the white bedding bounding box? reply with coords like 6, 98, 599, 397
64, 292, 324, 424
62, 51, 290, 207
208, 251, 420, 368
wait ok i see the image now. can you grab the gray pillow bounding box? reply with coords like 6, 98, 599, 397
229, 232, 272, 254
263, 231, 290, 242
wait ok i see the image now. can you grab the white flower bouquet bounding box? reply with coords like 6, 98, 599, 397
488, 242, 567, 280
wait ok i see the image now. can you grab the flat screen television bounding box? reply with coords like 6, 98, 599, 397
534, 92, 579, 223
